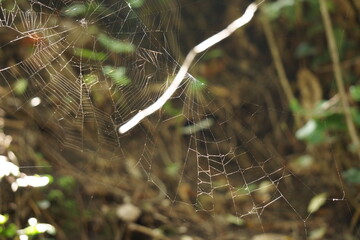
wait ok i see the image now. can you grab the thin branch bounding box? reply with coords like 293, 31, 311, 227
259, 7, 295, 103
258, 3, 301, 126
119, 3, 259, 134
319, 0, 360, 158
128, 223, 171, 240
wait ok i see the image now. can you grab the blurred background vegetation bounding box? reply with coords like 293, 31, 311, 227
1, 0, 360, 239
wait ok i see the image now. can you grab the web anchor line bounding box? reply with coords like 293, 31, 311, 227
119, 3, 258, 134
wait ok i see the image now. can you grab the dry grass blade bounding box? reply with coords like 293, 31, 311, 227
319, 0, 360, 159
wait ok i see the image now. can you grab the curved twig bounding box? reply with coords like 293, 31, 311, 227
119, 3, 259, 133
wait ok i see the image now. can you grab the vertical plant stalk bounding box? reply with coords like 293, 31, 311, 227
258, 4, 300, 126
319, 0, 360, 158
259, 11, 294, 102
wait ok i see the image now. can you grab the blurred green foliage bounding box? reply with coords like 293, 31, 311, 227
73, 48, 107, 61
188, 76, 207, 93
350, 85, 360, 102
83, 74, 99, 87
343, 168, 360, 184
265, 0, 360, 188
103, 66, 131, 86
127, 0, 145, 8
63, 2, 107, 17
0, 155, 56, 239
13, 78, 28, 96
98, 33, 135, 54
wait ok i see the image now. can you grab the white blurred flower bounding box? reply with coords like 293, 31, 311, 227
16, 175, 50, 188
0, 155, 20, 179
19, 235, 29, 240
116, 203, 141, 222
17, 219, 56, 236
30, 97, 41, 107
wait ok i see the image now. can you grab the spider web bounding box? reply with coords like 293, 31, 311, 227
0, 0, 347, 238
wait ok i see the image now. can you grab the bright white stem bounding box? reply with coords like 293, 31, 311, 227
119, 3, 258, 134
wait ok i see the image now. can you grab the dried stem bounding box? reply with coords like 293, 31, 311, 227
258, 3, 300, 127
319, 0, 360, 159
119, 3, 259, 133
128, 223, 171, 240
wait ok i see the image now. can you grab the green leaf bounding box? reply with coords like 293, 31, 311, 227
83, 74, 98, 87
73, 48, 107, 61
103, 66, 131, 86
289, 98, 303, 113
295, 119, 325, 144
189, 77, 207, 92
0, 214, 8, 225
203, 48, 223, 60
307, 192, 327, 213
63, 4, 87, 17
23, 225, 38, 235
14, 78, 28, 95
127, 0, 145, 8
21, 223, 55, 236
350, 85, 360, 101
163, 102, 182, 116
295, 42, 317, 58
296, 114, 347, 144
342, 168, 360, 184
309, 226, 327, 239
263, 0, 296, 20
98, 33, 135, 54
316, 113, 345, 129
294, 155, 314, 168
62, 3, 107, 17
165, 162, 180, 176
44, 174, 54, 184
48, 189, 64, 201
225, 214, 245, 226
58, 176, 76, 191
312, 100, 335, 118
237, 184, 258, 195
352, 108, 360, 126
3, 223, 17, 237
